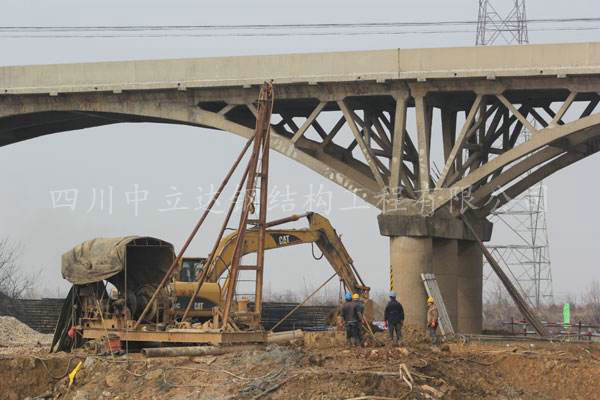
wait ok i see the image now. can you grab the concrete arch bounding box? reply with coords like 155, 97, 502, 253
431, 112, 600, 213
0, 93, 381, 205
477, 134, 600, 216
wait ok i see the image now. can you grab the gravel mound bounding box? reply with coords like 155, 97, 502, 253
0, 315, 52, 347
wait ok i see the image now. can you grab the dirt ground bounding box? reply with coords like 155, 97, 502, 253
2, 330, 600, 400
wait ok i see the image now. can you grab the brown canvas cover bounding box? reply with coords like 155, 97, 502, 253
61, 236, 175, 285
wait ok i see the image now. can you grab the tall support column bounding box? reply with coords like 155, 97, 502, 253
389, 236, 432, 327
390, 91, 408, 196
457, 240, 484, 333
432, 238, 458, 328
380, 213, 492, 333
414, 94, 432, 192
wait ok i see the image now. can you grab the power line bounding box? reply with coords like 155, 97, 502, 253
0, 26, 598, 39
0, 16, 598, 39
0, 17, 599, 32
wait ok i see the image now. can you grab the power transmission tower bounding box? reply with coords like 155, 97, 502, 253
476, 0, 528, 45
476, 0, 554, 308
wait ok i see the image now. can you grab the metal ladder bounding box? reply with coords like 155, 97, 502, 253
220, 83, 273, 328
421, 273, 455, 336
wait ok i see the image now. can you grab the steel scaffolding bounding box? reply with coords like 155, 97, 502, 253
476, 0, 554, 307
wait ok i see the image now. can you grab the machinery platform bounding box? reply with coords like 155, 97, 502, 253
82, 327, 266, 345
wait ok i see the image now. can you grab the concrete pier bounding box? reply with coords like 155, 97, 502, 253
389, 236, 433, 328
379, 213, 492, 333
457, 241, 483, 333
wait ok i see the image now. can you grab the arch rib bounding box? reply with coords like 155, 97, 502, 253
0, 95, 382, 206
432, 112, 600, 212
477, 131, 600, 216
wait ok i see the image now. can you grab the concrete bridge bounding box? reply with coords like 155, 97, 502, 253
2, 42, 600, 332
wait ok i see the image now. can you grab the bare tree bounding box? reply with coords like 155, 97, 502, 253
483, 279, 519, 330
0, 237, 33, 299
265, 289, 301, 303
582, 280, 600, 324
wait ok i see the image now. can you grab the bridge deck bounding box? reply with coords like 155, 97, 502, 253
1, 42, 599, 95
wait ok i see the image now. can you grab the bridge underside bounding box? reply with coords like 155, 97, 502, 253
3, 80, 600, 211
2, 43, 600, 332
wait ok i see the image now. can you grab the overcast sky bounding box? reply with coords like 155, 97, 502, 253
1, 0, 598, 302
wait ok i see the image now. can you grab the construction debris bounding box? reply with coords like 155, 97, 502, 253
3, 331, 600, 399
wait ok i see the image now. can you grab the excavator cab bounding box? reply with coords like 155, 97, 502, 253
179, 257, 206, 282
173, 257, 221, 320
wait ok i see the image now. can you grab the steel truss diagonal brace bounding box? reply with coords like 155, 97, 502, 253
291, 101, 326, 144
338, 99, 387, 191
437, 95, 483, 188
497, 94, 538, 135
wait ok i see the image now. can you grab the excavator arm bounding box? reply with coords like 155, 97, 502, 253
306, 212, 369, 297
202, 212, 370, 298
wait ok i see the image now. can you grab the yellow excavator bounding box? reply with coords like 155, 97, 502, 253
52, 212, 370, 352
172, 212, 371, 320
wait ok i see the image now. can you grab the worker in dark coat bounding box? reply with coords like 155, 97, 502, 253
340, 292, 362, 346
351, 293, 365, 344
384, 291, 405, 344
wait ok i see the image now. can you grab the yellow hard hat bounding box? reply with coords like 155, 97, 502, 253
352, 293, 360, 300
427, 296, 434, 303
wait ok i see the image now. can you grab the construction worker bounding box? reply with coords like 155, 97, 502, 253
340, 292, 361, 346
426, 296, 439, 344
352, 293, 364, 344
384, 291, 404, 344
